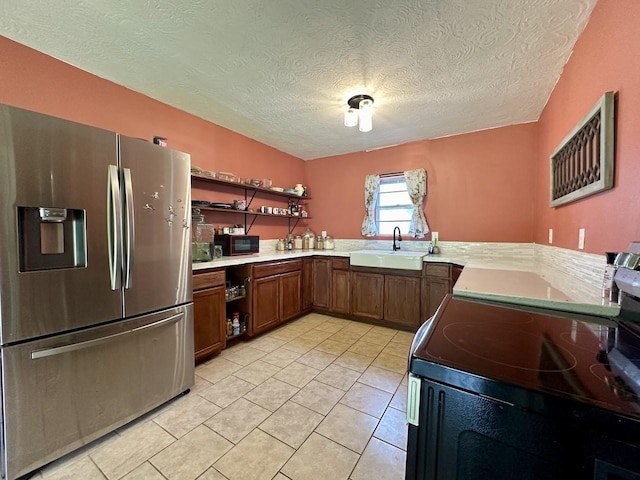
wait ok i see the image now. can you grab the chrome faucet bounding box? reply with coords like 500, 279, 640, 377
392, 226, 402, 251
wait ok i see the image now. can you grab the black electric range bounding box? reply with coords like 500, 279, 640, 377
406, 247, 640, 480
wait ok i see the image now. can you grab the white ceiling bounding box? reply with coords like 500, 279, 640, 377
0, 0, 597, 160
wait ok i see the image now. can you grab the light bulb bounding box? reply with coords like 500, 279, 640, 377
344, 108, 358, 127
358, 98, 373, 132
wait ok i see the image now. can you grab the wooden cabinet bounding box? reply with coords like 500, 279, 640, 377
313, 257, 331, 310
350, 270, 384, 320
193, 269, 226, 363
384, 274, 422, 327
331, 258, 350, 314
425, 278, 450, 318
281, 270, 302, 321
252, 259, 302, 335
422, 263, 453, 319
252, 275, 280, 334
452, 265, 463, 286
301, 257, 314, 312
331, 269, 350, 314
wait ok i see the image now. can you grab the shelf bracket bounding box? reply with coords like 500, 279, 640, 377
246, 189, 257, 209
245, 213, 258, 234
288, 216, 301, 234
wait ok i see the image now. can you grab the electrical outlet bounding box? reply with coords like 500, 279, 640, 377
578, 228, 585, 250
548, 228, 553, 244
432, 231, 438, 242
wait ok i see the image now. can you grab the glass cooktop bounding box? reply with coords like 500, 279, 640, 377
410, 296, 640, 418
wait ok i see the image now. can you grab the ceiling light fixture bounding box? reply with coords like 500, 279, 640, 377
344, 94, 374, 132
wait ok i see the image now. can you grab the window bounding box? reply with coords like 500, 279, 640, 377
376, 175, 412, 235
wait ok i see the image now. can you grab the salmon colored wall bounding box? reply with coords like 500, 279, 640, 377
533, 0, 640, 254
5, 0, 637, 249
0, 36, 307, 239
305, 124, 537, 242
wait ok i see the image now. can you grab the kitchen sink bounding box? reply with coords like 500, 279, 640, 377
349, 250, 426, 270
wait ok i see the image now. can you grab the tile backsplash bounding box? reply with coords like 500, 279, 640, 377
534, 243, 605, 290
259, 238, 606, 289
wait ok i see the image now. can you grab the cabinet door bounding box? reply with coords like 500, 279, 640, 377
252, 275, 280, 334
426, 278, 451, 318
280, 271, 302, 321
331, 269, 350, 314
302, 258, 314, 311
350, 271, 384, 320
313, 258, 331, 309
193, 286, 226, 363
384, 275, 421, 327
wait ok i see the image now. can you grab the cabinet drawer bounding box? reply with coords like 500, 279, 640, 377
193, 269, 225, 290
424, 263, 451, 279
331, 258, 350, 271
253, 259, 302, 279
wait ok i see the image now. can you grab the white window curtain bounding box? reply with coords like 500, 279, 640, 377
404, 168, 430, 238
361, 174, 380, 237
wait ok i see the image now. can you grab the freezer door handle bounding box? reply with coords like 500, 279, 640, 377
30, 312, 184, 359
123, 167, 135, 289
107, 164, 123, 290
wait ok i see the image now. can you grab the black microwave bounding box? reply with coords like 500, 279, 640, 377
214, 235, 259, 256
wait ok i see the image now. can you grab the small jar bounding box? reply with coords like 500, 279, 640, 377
316, 236, 324, 250
294, 236, 303, 249
302, 228, 315, 249
324, 235, 335, 250
276, 239, 285, 251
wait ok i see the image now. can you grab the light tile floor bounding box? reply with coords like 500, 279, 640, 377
32, 313, 411, 480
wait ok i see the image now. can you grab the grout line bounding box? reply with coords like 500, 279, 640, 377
312, 429, 366, 458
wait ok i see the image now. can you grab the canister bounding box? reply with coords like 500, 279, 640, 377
191, 209, 214, 262
324, 235, 335, 250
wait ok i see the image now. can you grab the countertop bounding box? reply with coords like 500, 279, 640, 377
192, 248, 620, 318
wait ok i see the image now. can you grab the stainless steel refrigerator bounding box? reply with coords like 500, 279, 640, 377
0, 104, 194, 479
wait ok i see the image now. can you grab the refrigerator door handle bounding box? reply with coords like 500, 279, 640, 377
123, 167, 135, 289
30, 312, 184, 359
107, 165, 123, 290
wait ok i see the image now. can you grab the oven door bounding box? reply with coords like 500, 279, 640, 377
406, 376, 586, 480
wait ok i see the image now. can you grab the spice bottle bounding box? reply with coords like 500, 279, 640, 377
226, 318, 233, 337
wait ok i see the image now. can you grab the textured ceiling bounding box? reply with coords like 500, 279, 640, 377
0, 0, 597, 160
